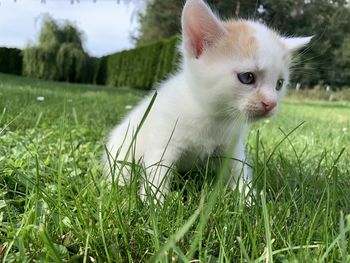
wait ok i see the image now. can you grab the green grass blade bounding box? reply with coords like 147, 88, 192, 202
149, 196, 204, 262
261, 190, 273, 263
38, 225, 63, 263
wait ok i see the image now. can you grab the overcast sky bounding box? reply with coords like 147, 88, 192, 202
0, 0, 138, 56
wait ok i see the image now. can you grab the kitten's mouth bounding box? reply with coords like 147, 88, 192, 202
246, 109, 275, 121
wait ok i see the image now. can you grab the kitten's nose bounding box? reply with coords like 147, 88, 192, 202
262, 100, 277, 112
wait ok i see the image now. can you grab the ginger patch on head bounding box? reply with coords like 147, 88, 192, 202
205, 20, 258, 61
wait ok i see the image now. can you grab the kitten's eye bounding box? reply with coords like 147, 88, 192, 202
276, 79, 284, 91
237, 72, 256, 85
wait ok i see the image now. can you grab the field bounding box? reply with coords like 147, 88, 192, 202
1, 73, 349, 262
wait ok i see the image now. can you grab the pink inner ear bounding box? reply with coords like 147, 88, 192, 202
186, 19, 224, 59
193, 39, 203, 59
190, 27, 205, 58
182, 0, 226, 59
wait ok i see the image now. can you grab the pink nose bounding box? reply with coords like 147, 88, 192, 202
262, 100, 277, 112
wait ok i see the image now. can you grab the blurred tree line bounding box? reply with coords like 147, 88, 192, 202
134, 0, 350, 89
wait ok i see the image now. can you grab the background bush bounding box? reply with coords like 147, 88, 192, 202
101, 35, 180, 89
0, 47, 22, 75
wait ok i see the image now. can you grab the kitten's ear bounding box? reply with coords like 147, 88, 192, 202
182, 0, 227, 59
280, 36, 313, 52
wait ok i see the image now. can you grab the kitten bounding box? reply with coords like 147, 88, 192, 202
104, 0, 312, 203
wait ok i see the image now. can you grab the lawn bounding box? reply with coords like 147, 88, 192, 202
0, 73, 349, 262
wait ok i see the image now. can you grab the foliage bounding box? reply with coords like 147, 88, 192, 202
0, 73, 350, 261
135, 0, 183, 45
2, 32, 179, 89
0, 47, 22, 75
334, 36, 350, 87
102, 35, 180, 89
262, 0, 350, 88
22, 16, 100, 84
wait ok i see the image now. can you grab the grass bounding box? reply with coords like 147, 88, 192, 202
0, 73, 349, 262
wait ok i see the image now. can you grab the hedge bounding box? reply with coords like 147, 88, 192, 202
100, 35, 180, 89
0, 35, 180, 89
0, 47, 22, 75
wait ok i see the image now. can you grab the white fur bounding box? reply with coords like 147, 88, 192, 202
103, 0, 312, 203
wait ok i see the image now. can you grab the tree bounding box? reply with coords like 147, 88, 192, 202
333, 36, 350, 87
135, 0, 183, 45
23, 16, 97, 83
134, 0, 259, 46
285, 0, 350, 88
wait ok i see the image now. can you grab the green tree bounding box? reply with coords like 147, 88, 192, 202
135, 0, 183, 45
23, 16, 97, 83
291, 0, 350, 88
334, 36, 350, 87
135, 0, 258, 46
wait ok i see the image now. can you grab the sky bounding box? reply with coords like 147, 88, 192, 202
0, 0, 138, 57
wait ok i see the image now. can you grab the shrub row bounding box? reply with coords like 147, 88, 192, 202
0, 47, 22, 75
99, 35, 180, 89
0, 35, 180, 89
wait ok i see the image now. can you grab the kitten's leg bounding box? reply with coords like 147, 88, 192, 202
140, 150, 176, 204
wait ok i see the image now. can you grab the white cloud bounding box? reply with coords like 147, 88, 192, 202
0, 0, 138, 56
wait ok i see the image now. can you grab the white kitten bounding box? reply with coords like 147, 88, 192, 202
104, 0, 312, 203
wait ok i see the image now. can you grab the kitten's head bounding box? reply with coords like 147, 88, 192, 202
181, 0, 312, 121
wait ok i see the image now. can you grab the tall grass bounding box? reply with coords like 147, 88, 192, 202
0, 73, 349, 261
